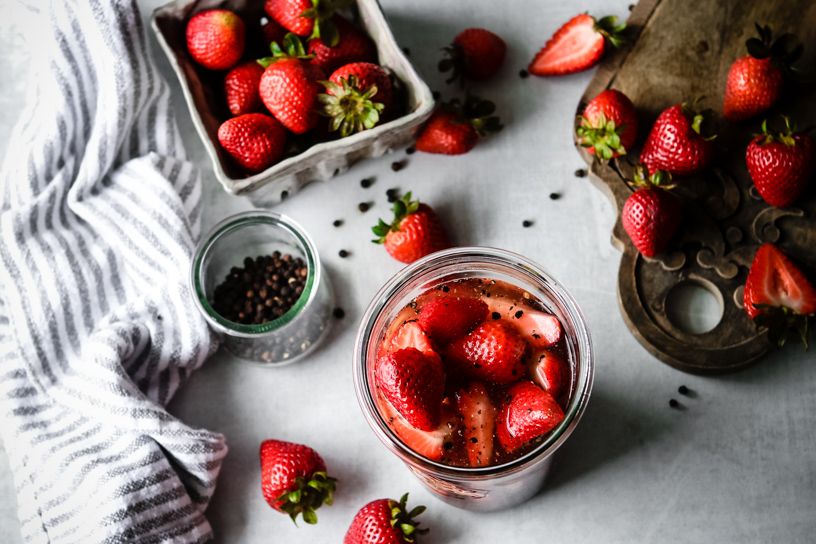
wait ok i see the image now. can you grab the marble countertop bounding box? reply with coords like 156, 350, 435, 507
1, 0, 814, 543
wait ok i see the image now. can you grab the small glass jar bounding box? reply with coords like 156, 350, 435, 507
353, 247, 593, 511
190, 211, 333, 366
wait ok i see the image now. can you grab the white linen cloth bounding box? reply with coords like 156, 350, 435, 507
0, 0, 227, 542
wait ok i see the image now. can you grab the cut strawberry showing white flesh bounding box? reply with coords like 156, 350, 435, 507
456, 382, 497, 467
388, 321, 440, 360
378, 394, 459, 462
482, 296, 562, 349
527, 349, 570, 402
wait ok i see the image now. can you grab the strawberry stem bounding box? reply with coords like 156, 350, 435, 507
258, 33, 315, 67
275, 471, 337, 525
298, 0, 355, 47
752, 303, 813, 349
593, 15, 627, 48
372, 192, 420, 243
317, 75, 385, 137
576, 112, 628, 160
386, 493, 428, 543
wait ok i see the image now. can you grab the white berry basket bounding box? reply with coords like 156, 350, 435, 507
152, 0, 434, 207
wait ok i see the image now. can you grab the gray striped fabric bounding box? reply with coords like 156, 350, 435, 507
0, 0, 227, 542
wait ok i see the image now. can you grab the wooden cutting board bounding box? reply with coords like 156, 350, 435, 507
576, 0, 816, 374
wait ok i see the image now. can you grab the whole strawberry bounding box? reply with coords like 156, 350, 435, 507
318, 63, 392, 137
372, 192, 451, 264
445, 320, 528, 384
218, 114, 287, 174
744, 243, 815, 348
224, 61, 266, 116
258, 34, 326, 134
265, 0, 346, 44
621, 168, 682, 257
640, 102, 715, 178
260, 439, 337, 524
261, 18, 288, 48
528, 14, 626, 76
186, 9, 245, 70
577, 89, 638, 160
746, 117, 814, 208
496, 381, 565, 452
439, 28, 507, 83
345, 493, 428, 544
309, 16, 377, 74
415, 96, 503, 155
375, 347, 445, 431
723, 24, 803, 123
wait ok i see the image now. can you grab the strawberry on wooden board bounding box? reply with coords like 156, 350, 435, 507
265, 0, 352, 43
527, 349, 570, 402
375, 347, 445, 431
445, 319, 528, 384
417, 297, 488, 345
439, 28, 507, 83
258, 34, 326, 134
528, 14, 626, 77
217, 114, 287, 174
309, 15, 377, 74
496, 380, 565, 453
577, 88, 638, 160
746, 117, 814, 208
260, 439, 337, 524
723, 24, 804, 123
415, 96, 503, 155
743, 243, 815, 348
224, 61, 266, 116
345, 493, 428, 544
372, 192, 451, 264
640, 102, 715, 178
186, 9, 245, 71
456, 382, 498, 467
318, 63, 392, 137
621, 168, 682, 258
378, 394, 460, 461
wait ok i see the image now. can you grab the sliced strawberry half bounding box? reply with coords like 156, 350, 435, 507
744, 243, 816, 347
482, 294, 562, 349
527, 349, 570, 403
456, 382, 497, 467
528, 14, 626, 77
496, 381, 565, 453
417, 297, 489, 345
388, 320, 439, 360
378, 394, 459, 462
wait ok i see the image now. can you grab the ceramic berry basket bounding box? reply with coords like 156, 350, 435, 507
151, 0, 434, 207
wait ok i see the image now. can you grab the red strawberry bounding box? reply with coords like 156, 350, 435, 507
577, 89, 638, 160
388, 321, 438, 359
456, 382, 498, 467
743, 243, 815, 347
258, 34, 326, 134
417, 297, 488, 345
528, 14, 626, 76
621, 168, 682, 257
378, 394, 459, 461
224, 61, 266, 116
375, 348, 445, 431
527, 349, 569, 402
746, 117, 814, 208
445, 320, 528, 384
496, 381, 565, 452
186, 9, 245, 71
217, 114, 287, 174
640, 103, 715, 178
261, 18, 288, 48
345, 493, 428, 544
723, 24, 803, 123
415, 96, 503, 155
265, 0, 346, 43
439, 28, 507, 83
318, 62, 392, 137
309, 16, 376, 74
482, 294, 562, 349
372, 192, 451, 264
260, 439, 337, 524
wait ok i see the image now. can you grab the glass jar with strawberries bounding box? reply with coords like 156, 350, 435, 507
353, 247, 594, 511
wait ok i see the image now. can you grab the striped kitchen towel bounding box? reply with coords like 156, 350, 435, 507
0, 0, 227, 542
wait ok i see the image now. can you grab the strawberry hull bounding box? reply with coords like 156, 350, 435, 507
355, 248, 594, 511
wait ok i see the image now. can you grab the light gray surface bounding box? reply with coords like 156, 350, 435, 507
1, 1, 815, 543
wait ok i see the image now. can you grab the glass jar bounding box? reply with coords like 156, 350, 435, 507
190, 211, 333, 366
353, 247, 593, 511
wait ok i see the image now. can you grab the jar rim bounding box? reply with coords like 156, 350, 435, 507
189, 211, 321, 338
353, 247, 594, 477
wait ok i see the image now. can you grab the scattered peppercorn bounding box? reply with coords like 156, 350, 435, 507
358, 202, 371, 212
441, 285, 450, 292
333, 219, 343, 227
386, 188, 399, 203
339, 249, 350, 258
678, 385, 689, 395
333, 308, 345, 319
550, 192, 561, 200
402, 46, 411, 56
360, 177, 375, 188
432, 90, 441, 101
574, 169, 587, 178
669, 399, 679, 408
391, 160, 406, 172
628, 4, 634, 10
211, 252, 307, 325
491, 312, 501, 320
515, 310, 523, 319
281, 190, 289, 200
406, 146, 415, 155
519, 69, 529, 78
522, 220, 533, 228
